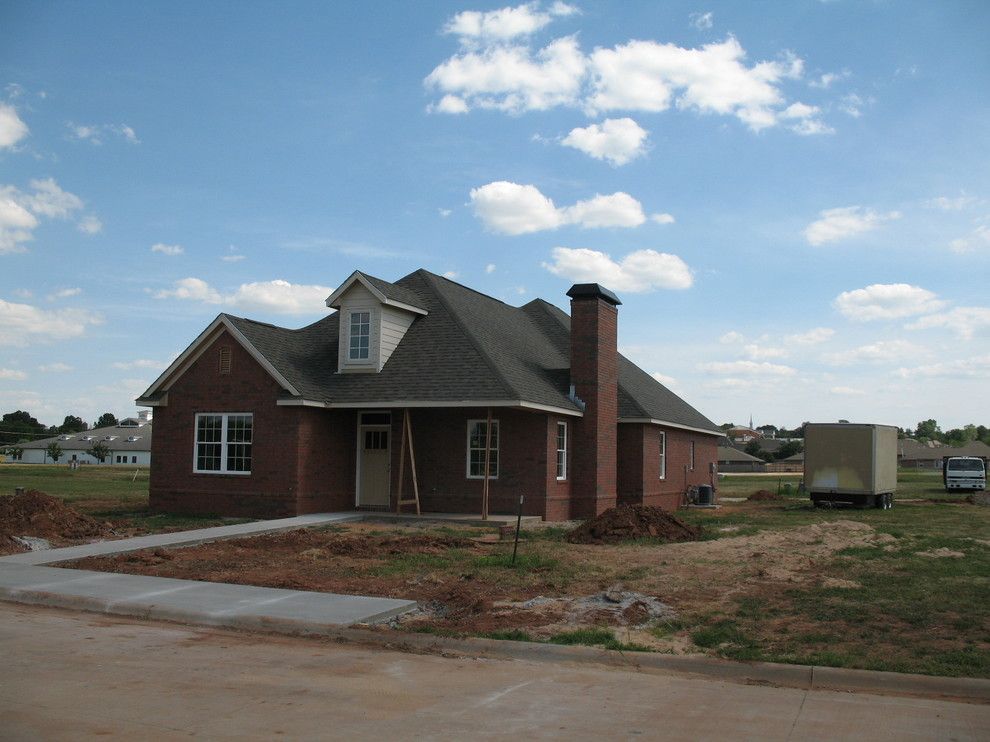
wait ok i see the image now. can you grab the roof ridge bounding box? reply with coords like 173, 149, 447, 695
416, 268, 509, 307
419, 271, 517, 400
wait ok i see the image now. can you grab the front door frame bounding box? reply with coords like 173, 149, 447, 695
355, 411, 392, 508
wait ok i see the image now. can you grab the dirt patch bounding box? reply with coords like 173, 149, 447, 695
916, 547, 965, 558
566, 505, 701, 545
748, 490, 783, 501
0, 490, 117, 555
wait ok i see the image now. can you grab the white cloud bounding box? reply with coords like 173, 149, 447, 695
651, 213, 675, 224
111, 359, 167, 371
0, 368, 27, 381
470, 181, 656, 234
896, 355, 990, 380
809, 70, 848, 89
221, 254, 246, 262
834, 283, 946, 321
0, 179, 85, 254
151, 242, 184, 256
77, 215, 103, 234
49, 287, 82, 300
804, 206, 901, 245
67, 122, 140, 145
781, 102, 834, 135
426, 36, 586, 114
154, 277, 334, 315
719, 330, 744, 344
0, 103, 29, 148
689, 11, 714, 30
427, 26, 819, 134
442, 270, 460, 279
698, 360, 797, 376
542, 247, 693, 291
0, 298, 103, 347
561, 192, 647, 228
650, 372, 677, 387
948, 224, 990, 254
470, 181, 561, 234
485, 263, 496, 273
743, 343, 788, 360
823, 339, 925, 366
585, 38, 804, 130
838, 93, 867, 118
39, 362, 73, 373
785, 327, 834, 345
906, 307, 990, 340
154, 277, 222, 304
924, 194, 977, 211
442, 2, 574, 44
438, 208, 453, 218
830, 386, 865, 396
561, 117, 649, 165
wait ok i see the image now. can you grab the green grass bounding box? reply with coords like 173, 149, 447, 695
0, 464, 246, 533
548, 627, 651, 652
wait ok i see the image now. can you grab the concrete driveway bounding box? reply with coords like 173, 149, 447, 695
2, 603, 987, 741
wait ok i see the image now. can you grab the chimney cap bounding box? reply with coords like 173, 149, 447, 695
566, 283, 622, 306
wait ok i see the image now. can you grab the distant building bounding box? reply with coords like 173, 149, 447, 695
13, 412, 152, 465
898, 438, 990, 469
717, 445, 767, 473
726, 426, 762, 443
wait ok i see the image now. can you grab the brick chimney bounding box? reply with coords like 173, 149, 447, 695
566, 283, 621, 519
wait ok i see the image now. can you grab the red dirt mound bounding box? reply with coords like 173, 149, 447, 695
566, 504, 702, 545
0, 490, 116, 553
748, 489, 783, 501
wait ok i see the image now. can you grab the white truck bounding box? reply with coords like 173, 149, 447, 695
942, 456, 987, 492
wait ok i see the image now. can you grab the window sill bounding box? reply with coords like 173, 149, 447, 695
193, 470, 252, 476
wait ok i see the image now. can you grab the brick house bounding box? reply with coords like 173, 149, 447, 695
137, 269, 720, 521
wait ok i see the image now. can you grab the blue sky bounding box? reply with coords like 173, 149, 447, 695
1, 0, 988, 431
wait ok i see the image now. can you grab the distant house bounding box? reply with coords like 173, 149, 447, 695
726, 426, 762, 443
15, 412, 152, 465
717, 445, 767, 473
767, 451, 803, 473
137, 269, 722, 520
899, 439, 990, 468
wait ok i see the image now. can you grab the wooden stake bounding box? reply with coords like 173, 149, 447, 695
482, 407, 492, 521
396, 409, 421, 515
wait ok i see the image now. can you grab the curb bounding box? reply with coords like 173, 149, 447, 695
6, 585, 987, 703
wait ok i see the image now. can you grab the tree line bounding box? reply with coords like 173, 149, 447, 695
720, 419, 990, 448
1, 410, 123, 463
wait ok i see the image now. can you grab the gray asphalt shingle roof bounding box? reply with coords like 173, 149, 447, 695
178, 269, 719, 434
21, 423, 152, 452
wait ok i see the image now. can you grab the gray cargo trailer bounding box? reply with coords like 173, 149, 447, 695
804, 423, 898, 509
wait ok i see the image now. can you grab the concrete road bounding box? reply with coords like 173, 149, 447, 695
1, 603, 987, 741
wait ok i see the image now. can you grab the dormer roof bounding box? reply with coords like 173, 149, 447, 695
325, 271, 428, 315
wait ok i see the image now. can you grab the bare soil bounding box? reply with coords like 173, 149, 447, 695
748, 489, 783, 501
63, 517, 898, 647
0, 490, 118, 554
566, 504, 701, 544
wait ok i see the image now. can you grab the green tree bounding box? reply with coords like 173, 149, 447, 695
744, 440, 762, 458
58, 415, 88, 434
86, 440, 110, 463
774, 440, 804, 460
914, 419, 941, 442
95, 412, 119, 429
46, 441, 63, 463
0, 410, 48, 445
2, 445, 24, 461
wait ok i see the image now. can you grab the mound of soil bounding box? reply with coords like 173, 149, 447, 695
748, 489, 783, 501
566, 505, 701, 545
0, 490, 116, 553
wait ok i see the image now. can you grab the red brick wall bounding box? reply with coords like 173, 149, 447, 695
389, 407, 556, 518
616, 423, 719, 511
569, 295, 618, 519
295, 408, 356, 513
151, 329, 323, 518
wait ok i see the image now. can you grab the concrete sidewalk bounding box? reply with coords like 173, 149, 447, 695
0, 511, 416, 628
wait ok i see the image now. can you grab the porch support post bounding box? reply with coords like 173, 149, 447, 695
405, 409, 421, 516
482, 407, 492, 521
396, 410, 406, 513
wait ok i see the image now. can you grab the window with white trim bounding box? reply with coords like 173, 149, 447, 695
689, 440, 695, 471
348, 311, 371, 360
659, 431, 666, 480
467, 419, 499, 478
195, 413, 252, 474
556, 421, 567, 480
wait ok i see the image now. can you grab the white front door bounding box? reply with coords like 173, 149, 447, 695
357, 424, 391, 508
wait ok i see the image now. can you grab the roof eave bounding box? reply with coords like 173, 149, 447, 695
619, 417, 723, 437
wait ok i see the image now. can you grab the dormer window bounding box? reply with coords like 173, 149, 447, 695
349, 311, 371, 361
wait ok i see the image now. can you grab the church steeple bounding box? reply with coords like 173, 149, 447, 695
749, 413, 754, 430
